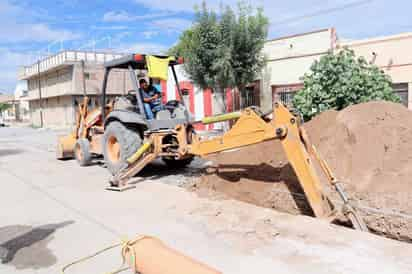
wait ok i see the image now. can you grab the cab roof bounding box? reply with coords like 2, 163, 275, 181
104, 54, 182, 70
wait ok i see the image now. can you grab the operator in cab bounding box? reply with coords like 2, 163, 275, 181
139, 78, 162, 119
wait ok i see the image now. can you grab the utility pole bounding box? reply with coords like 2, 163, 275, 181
81, 60, 86, 96
37, 60, 44, 128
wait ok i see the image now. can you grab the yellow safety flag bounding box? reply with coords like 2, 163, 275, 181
146, 56, 175, 80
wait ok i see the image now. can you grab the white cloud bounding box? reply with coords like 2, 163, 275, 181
133, 0, 234, 12
91, 25, 130, 30
0, 1, 81, 43
115, 42, 168, 54
103, 11, 134, 22
0, 48, 32, 92
131, 0, 406, 40
103, 10, 175, 22
142, 31, 160, 39
0, 1, 83, 92
149, 18, 192, 33
0, 23, 81, 43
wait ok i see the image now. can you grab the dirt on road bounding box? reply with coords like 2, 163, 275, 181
190, 101, 412, 242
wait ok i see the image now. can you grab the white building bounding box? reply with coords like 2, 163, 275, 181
14, 81, 30, 122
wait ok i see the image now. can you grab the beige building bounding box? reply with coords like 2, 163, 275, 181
18, 50, 132, 127
260, 28, 337, 111
341, 33, 412, 108
259, 28, 412, 111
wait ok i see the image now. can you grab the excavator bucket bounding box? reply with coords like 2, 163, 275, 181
56, 133, 76, 159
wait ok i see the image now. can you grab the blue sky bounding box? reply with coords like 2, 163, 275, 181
1, 0, 411, 93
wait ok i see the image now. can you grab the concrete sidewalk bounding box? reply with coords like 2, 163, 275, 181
0, 127, 411, 274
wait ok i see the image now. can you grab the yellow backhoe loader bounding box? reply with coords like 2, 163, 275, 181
57, 54, 366, 231
58, 53, 369, 274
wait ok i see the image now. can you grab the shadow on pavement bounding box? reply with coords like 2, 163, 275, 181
0, 221, 74, 269
0, 148, 24, 157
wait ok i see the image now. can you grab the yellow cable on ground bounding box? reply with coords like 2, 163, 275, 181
61, 236, 149, 274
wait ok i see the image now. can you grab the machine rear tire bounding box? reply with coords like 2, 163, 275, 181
74, 138, 92, 166
103, 121, 142, 175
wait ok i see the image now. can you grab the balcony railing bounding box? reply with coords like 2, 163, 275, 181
18, 50, 124, 80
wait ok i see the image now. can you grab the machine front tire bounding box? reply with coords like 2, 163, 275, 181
74, 138, 92, 166
102, 121, 142, 175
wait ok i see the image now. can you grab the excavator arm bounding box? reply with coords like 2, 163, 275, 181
109, 102, 366, 230
188, 103, 333, 218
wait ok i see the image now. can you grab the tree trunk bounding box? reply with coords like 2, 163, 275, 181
212, 86, 229, 132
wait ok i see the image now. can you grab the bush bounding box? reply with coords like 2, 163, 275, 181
292, 48, 400, 120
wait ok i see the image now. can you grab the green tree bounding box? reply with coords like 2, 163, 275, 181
292, 48, 400, 120
168, 29, 194, 57
170, 1, 268, 112
0, 103, 11, 112
231, 5, 268, 93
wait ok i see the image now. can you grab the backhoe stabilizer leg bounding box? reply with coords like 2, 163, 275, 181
107, 142, 155, 190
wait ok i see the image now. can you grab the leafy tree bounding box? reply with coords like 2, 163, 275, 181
292, 48, 400, 120
231, 4, 268, 93
170, 1, 268, 112
168, 29, 194, 57
0, 103, 11, 112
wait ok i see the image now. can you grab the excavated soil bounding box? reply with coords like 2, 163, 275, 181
190, 101, 412, 242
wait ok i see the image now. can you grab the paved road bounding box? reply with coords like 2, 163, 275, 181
1, 127, 412, 274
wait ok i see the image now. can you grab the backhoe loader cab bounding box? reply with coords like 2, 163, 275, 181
101, 54, 189, 127
100, 54, 193, 174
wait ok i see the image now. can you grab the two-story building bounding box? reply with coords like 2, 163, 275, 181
18, 51, 130, 127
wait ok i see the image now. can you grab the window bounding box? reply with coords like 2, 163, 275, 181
278, 91, 296, 108
240, 87, 256, 108
392, 83, 408, 107
239, 81, 260, 109
272, 84, 303, 108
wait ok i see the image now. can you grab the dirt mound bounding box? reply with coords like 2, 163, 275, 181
191, 101, 412, 242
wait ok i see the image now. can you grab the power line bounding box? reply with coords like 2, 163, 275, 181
271, 0, 376, 26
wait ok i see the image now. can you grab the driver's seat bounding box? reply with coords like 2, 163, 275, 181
156, 109, 171, 120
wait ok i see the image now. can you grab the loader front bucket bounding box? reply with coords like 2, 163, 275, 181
56, 134, 76, 160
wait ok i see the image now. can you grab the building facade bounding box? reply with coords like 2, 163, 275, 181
259, 28, 412, 110
18, 51, 128, 127
259, 28, 337, 111
341, 33, 412, 108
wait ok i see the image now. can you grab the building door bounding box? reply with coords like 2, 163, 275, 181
240, 80, 260, 109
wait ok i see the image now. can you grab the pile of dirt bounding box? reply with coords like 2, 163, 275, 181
190, 101, 412, 242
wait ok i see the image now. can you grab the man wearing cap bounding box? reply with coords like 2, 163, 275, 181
139, 79, 162, 119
